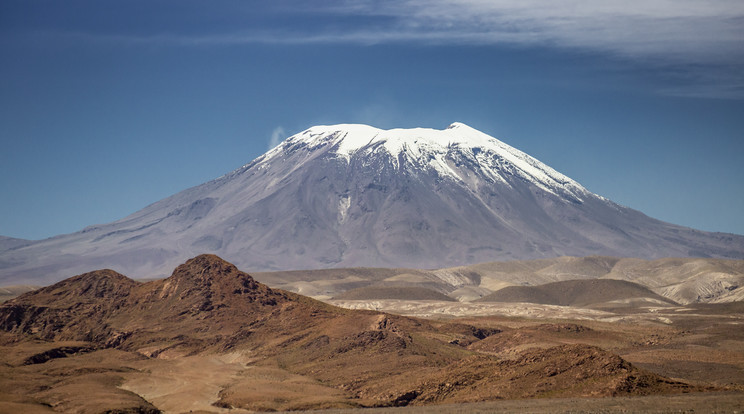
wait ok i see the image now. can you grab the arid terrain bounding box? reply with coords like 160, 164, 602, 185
1, 255, 743, 413
257, 256, 744, 305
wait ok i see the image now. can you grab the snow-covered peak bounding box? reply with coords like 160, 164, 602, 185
283, 122, 498, 156
266, 123, 590, 201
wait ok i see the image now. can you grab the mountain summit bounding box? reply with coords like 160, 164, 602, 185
273, 122, 588, 202
2, 123, 742, 284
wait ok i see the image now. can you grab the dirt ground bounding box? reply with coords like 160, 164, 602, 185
119, 353, 252, 413
271, 392, 744, 414
116, 301, 743, 413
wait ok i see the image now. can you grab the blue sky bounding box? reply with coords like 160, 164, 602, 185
1, 0, 743, 240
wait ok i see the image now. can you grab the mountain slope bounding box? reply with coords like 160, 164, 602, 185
2, 123, 743, 284
0, 236, 31, 253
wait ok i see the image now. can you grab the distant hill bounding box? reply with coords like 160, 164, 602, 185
251, 256, 744, 305
477, 279, 678, 307
333, 286, 456, 301
0, 285, 38, 303
603, 257, 744, 304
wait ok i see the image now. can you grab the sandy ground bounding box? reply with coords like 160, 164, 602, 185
327, 299, 676, 324
120, 352, 254, 414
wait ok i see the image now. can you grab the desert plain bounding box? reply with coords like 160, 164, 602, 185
1, 255, 743, 413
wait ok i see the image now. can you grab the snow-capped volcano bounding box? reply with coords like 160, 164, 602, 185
267, 122, 588, 201
1, 123, 742, 284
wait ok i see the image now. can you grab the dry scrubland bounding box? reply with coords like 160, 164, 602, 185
0, 255, 743, 413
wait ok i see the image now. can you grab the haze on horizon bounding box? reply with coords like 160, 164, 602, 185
1, 0, 743, 240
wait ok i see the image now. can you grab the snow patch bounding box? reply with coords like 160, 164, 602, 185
338, 195, 351, 222
263, 122, 590, 201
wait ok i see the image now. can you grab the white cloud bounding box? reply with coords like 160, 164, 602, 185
323, 0, 744, 63
33, 0, 744, 98
316, 0, 744, 99
51, 1, 744, 64
268, 126, 286, 150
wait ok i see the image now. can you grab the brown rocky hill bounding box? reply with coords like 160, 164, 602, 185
1, 255, 323, 355
0, 255, 694, 411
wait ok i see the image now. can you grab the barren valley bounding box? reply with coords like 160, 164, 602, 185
1, 255, 743, 413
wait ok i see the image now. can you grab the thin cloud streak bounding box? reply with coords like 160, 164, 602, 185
314, 0, 744, 62
21, 0, 744, 98
37, 1, 744, 61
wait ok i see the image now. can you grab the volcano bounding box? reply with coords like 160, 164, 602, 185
1, 122, 742, 284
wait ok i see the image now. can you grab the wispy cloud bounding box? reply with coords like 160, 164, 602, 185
262, 1, 744, 62
42, 1, 744, 61
312, 1, 744, 68
333, 0, 744, 99
483, 2, 737, 60
21, 0, 744, 98
268, 126, 286, 150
